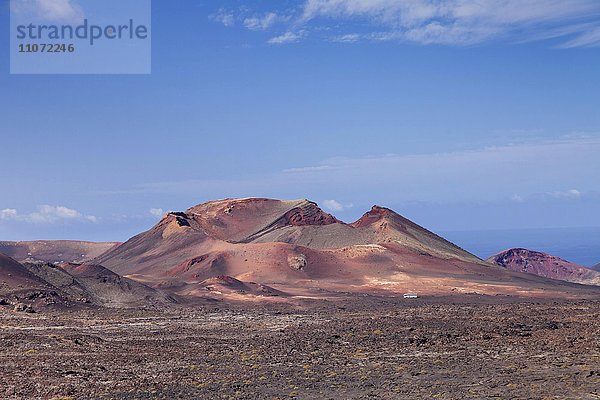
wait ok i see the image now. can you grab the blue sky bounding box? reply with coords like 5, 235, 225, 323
1, 0, 600, 252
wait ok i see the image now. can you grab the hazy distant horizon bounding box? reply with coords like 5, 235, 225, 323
442, 227, 600, 267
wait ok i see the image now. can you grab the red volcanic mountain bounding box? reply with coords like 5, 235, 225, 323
94, 198, 600, 298
487, 248, 600, 286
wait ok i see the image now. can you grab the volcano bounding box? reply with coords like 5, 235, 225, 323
94, 198, 600, 299
487, 248, 600, 286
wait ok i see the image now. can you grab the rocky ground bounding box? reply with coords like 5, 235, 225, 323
1, 297, 599, 399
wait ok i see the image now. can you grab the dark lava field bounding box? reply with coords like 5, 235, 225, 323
1, 298, 599, 399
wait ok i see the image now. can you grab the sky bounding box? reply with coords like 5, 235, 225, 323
1, 0, 600, 260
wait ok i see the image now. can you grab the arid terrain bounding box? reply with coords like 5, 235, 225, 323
2, 198, 600, 399
1, 298, 599, 400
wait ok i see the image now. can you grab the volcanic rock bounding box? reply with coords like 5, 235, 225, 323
287, 254, 307, 271
13, 303, 34, 313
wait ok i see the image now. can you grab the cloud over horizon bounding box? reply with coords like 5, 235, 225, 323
0, 205, 97, 224
4, 137, 600, 238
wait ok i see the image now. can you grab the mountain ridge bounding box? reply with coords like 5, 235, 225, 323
93, 198, 600, 299
487, 248, 600, 286
1, 252, 174, 310
0, 240, 119, 264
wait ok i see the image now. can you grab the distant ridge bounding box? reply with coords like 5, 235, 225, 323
0, 240, 119, 264
487, 248, 600, 286
1, 252, 173, 309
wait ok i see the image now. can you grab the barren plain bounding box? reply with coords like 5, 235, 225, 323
1, 297, 599, 400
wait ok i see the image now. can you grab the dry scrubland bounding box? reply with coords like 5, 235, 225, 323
1, 298, 599, 400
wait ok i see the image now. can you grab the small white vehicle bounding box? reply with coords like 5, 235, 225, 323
403, 293, 418, 299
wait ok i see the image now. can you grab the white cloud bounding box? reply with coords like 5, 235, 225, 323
149, 208, 164, 218
0, 209, 18, 220
216, 0, 600, 47
0, 205, 97, 224
546, 189, 582, 199
268, 31, 305, 44
210, 8, 236, 27
559, 26, 600, 48
323, 199, 343, 211
330, 33, 361, 43
322, 199, 353, 212
36, 0, 82, 22
11, 0, 84, 23
244, 12, 280, 31
302, 0, 600, 46
508, 189, 585, 203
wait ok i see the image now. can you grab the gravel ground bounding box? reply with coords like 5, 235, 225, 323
1, 298, 599, 399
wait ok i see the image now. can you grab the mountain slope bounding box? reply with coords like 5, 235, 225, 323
1, 251, 173, 309
22, 261, 175, 307
487, 248, 600, 286
93, 211, 221, 276
593, 263, 600, 272
0, 253, 50, 295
